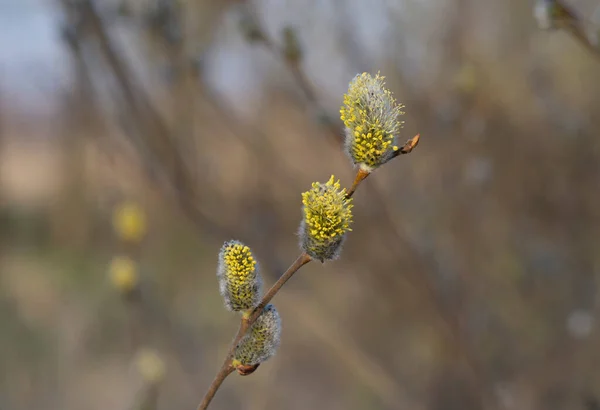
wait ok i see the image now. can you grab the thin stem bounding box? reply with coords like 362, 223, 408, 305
260, 35, 343, 145
197, 252, 312, 410
196, 364, 235, 410
345, 134, 419, 199
346, 168, 370, 199
251, 252, 312, 315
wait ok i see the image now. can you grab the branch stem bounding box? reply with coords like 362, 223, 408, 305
196, 364, 235, 410
197, 252, 312, 410
346, 169, 370, 199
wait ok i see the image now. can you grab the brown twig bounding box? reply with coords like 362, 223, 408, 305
237, 7, 492, 407
197, 136, 416, 409
345, 134, 420, 198
392, 134, 421, 158
346, 168, 370, 199
197, 252, 312, 410
196, 364, 235, 410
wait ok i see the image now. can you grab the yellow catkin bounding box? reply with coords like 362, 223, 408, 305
300, 175, 353, 261
340, 72, 405, 170
217, 241, 262, 312
233, 304, 281, 367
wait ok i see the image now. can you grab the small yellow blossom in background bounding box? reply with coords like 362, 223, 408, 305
299, 175, 353, 262
108, 256, 139, 293
340, 72, 405, 171
233, 304, 281, 369
135, 348, 166, 384
113, 201, 147, 242
217, 241, 263, 312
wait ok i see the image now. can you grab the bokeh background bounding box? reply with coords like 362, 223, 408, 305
2, 0, 600, 409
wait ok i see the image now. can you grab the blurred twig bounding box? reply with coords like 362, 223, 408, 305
535, 0, 600, 60
57, 1, 246, 403
72, 0, 232, 240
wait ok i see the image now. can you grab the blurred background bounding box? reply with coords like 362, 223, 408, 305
2, 0, 600, 409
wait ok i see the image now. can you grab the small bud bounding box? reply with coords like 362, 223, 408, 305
135, 348, 166, 385
217, 241, 263, 312
233, 304, 281, 372
113, 201, 147, 243
299, 175, 353, 262
108, 256, 139, 294
235, 363, 260, 376
340, 72, 405, 171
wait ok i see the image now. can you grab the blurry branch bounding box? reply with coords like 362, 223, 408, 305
534, 0, 600, 60
234, 3, 492, 408
57, 0, 242, 401
82, 1, 185, 188
237, 4, 342, 144
141, 0, 200, 185
193, 80, 306, 189
68, 0, 232, 240
59, 2, 205, 384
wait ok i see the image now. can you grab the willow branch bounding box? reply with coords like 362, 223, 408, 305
77, 0, 234, 240
198, 154, 407, 410
196, 364, 235, 410
238, 9, 491, 406
346, 169, 370, 199
197, 252, 312, 410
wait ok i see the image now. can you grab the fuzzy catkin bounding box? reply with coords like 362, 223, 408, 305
217, 240, 262, 312
340, 72, 405, 171
233, 304, 281, 367
299, 175, 353, 262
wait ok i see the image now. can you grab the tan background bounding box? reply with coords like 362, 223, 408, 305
2, 0, 600, 409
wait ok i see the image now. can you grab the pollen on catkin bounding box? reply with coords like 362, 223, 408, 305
217, 240, 262, 312
108, 256, 139, 293
113, 201, 147, 243
340, 72, 405, 171
299, 175, 353, 262
233, 304, 281, 368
